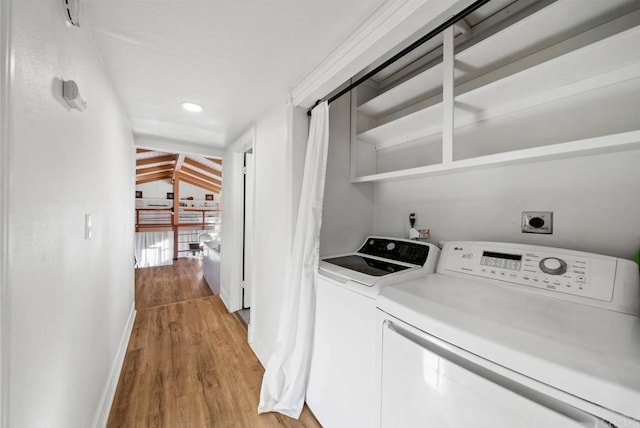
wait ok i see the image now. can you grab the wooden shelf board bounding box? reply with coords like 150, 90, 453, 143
352, 131, 640, 183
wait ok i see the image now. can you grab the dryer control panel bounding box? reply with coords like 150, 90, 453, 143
439, 242, 618, 302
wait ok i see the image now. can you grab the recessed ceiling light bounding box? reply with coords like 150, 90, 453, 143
181, 102, 203, 113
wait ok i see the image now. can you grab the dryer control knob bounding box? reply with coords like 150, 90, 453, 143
386, 242, 396, 251
539, 257, 567, 275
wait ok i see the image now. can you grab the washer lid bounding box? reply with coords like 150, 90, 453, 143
323, 255, 410, 276
377, 274, 640, 420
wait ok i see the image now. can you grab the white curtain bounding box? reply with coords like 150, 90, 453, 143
258, 101, 330, 418
134, 231, 174, 268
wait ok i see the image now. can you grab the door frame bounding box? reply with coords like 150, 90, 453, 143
223, 128, 256, 316
242, 151, 255, 310
0, 1, 12, 425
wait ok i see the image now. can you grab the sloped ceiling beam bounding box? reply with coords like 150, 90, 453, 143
174, 154, 186, 171
206, 157, 223, 166
136, 165, 174, 176
136, 171, 173, 185
136, 154, 177, 167
183, 157, 222, 178
176, 172, 221, 194
173, 154, 186, 180
181, 166, 222, 187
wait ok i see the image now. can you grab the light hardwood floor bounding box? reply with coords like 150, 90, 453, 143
135, 258, 213, 309
108, 261, 321, 427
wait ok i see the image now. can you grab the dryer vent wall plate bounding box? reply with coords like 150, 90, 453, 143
61, 0, 81, 28
522, 211, 553, 234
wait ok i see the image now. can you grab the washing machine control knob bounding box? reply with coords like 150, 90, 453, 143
539, 257, 567, 275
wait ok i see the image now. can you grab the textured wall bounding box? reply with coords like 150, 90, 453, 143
373, 149, 640, 261
6, 1, 135, 426
319, 94, 374, 257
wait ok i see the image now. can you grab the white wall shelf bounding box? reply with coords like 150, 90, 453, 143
353, 131, 640, 183
350, 0, 640, 183
356, 0, 637, 121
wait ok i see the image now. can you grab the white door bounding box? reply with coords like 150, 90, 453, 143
380, 319, 601, 428
242, 151, 254, 309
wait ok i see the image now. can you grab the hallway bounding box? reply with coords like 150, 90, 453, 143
107, 261, 320, 427
134, 258, 213, 310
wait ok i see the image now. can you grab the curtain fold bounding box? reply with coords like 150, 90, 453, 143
134, 231, 174, 268
258, 101, 330, 418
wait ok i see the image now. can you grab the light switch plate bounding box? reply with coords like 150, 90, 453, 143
522, 211, 553, 234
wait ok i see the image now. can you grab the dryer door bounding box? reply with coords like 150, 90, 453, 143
380, 319, 601, 428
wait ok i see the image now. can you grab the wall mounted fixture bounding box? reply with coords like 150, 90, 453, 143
62, 79, 86, 111
522, 211, 553, 234
61, 0, 81, 28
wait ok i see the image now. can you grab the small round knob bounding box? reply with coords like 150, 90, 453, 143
369, 240, 374, 245
539, 257, 567, 275
386, 242, 396, 251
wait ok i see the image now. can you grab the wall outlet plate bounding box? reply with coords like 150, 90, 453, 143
522, 211, 553, 234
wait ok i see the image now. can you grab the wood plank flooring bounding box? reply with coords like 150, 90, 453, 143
108, 260, 320, 427
135, 258, 213, 309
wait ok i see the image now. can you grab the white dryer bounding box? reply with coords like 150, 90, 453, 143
307, 236, 440, 428
376, 241, 640, 427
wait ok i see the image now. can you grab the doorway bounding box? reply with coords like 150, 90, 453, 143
238, 148, 254, 327
242, 149, 254, 309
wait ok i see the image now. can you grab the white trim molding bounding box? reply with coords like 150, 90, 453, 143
227, 125, 256, 153
134, 134, 225, 158
249, 334, 269, 369
92, 305, 136, 428
219, 126, 256, 314
291, 0, 475, 108
0, 1, 12, 426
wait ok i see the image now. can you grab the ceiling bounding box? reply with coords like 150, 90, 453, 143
83, 0, 386, 149
136, 148, 222, 194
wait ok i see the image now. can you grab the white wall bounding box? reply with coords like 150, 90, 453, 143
373, 149, 640, 261
249, 105, 294, 365
135, 180, 172, 199
219, 104, 308, 365
220, 144, 244, 312
316, 82, 640, 263
4, 1, 135, 427
0, 2, 10, 424
319, 93, 374, 257
136, 180, 218, 201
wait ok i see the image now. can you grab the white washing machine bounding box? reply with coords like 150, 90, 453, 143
376, 241, 640, 428
307, 236, 440, 428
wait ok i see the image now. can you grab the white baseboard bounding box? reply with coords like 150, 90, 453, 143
249, 334, 270, 369
92, 304, 136, 428
220, 289, 231, 312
